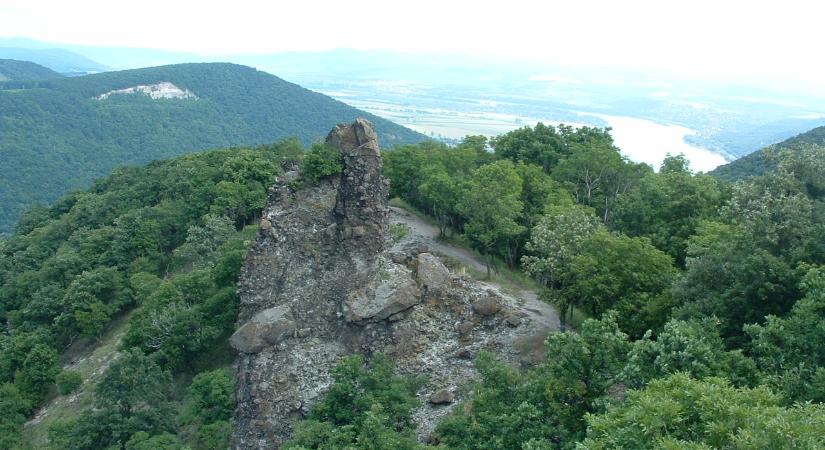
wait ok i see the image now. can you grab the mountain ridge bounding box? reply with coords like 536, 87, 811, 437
710, 125, 825, 181
0, 59, 63, 81
0, 62, 427, 233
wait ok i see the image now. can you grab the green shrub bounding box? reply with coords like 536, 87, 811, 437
389, 223, 410, 243
194, 421, 231, 450
56, 370, 83, 395
302, 144, 343, 181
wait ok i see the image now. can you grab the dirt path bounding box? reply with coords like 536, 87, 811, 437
390, 207, 560, 331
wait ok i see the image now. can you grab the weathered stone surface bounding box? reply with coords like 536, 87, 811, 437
231, 120, 558, 449
230, 305, 296, 353
415, 253, 451, 292
457, 320, 474, 335
472, 296, 502, 316
344, 259, 421, 323
505, 314, 522, 328
329, 118, 389, 255
428, 389, 455, 405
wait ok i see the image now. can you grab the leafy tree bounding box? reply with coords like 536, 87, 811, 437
457, 160, 524, 276
75, 301, 112, 341
623, 319, 758, 389
209, 180, 268, 227
56, 267, 131, 341
522, 205, 603, 328
173, 215, 235, 268
0, 383, 30, 450
581, 373, 825, 449
50, 349, 177, 449
437, 314, 630, 449
492, 123, 612, 173
283, 354, 424, 449
95, 350, 171, 419
675, 220, 800, 346
192, 420, 231, 450
125, 432, 185, 450
551, 137, 641, 223
15, 343, 59, 401
553, 231, 675, 336
746, 265, 825, 402
419, 167, 458, 237
183, 368, 234, 424
612, 154, 723, 265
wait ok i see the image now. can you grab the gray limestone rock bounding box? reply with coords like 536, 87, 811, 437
428, 389, 455, 405
344, 260, 421, 323
230, 305, 296, 353
415, 253, 451, 293
472, 296, 502, 316
231, 120, 558, 449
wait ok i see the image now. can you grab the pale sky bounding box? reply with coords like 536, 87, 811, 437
1, 0, 823, 90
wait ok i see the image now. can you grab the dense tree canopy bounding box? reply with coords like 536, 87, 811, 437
3, 119, 825, 449
0, 139, 305, 448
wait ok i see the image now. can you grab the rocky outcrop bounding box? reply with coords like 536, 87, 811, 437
229, 306, 296, 353
231, 120, 557, 449
415, 252, 451, 293
344, 257, 421, 323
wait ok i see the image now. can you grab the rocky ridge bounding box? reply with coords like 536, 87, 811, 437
231, 119, 557, 449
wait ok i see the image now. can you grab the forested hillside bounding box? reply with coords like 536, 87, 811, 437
0, 62, 425, 233
286, 123, 825, 449
0, 59, 62, 81
2, 122, 825, 449
711, 125, 825, 181
0, 140, 309, 449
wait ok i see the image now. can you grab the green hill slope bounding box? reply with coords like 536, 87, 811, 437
710, 125, 825, 181
0, 59, 62, 81
0, 62, 426, 233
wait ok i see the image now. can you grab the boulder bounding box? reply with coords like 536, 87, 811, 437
415, 253, 451, 292
344, 261, 421, 323
456, 320, 474, 335
472, 296, 502, 316
428, 389, 455, 405
230, 305, 296, 353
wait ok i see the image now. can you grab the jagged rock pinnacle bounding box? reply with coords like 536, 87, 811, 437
231, 120, 555, 449
328, 119, 389, 251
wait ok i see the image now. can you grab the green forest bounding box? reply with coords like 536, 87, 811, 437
0, 62, 425, 234
710, 124, 825, 182
1, 122, 825, 449
0, 59, 62, 82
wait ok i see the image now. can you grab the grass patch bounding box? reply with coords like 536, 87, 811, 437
22, 309, 138, 448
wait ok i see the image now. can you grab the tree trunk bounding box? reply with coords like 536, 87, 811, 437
559, 305, 568, 331
485, 258, 491, 279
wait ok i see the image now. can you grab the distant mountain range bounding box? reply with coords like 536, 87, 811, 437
0, 42, 106, 75
710, 125, 825, 181
0, 59, 63, 81
0, 62, 426, 233
3, 37, 825, 164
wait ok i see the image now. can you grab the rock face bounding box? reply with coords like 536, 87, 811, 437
231, 120, 555, 449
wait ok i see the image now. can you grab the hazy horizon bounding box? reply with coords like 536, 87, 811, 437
2, 0, 825, 96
